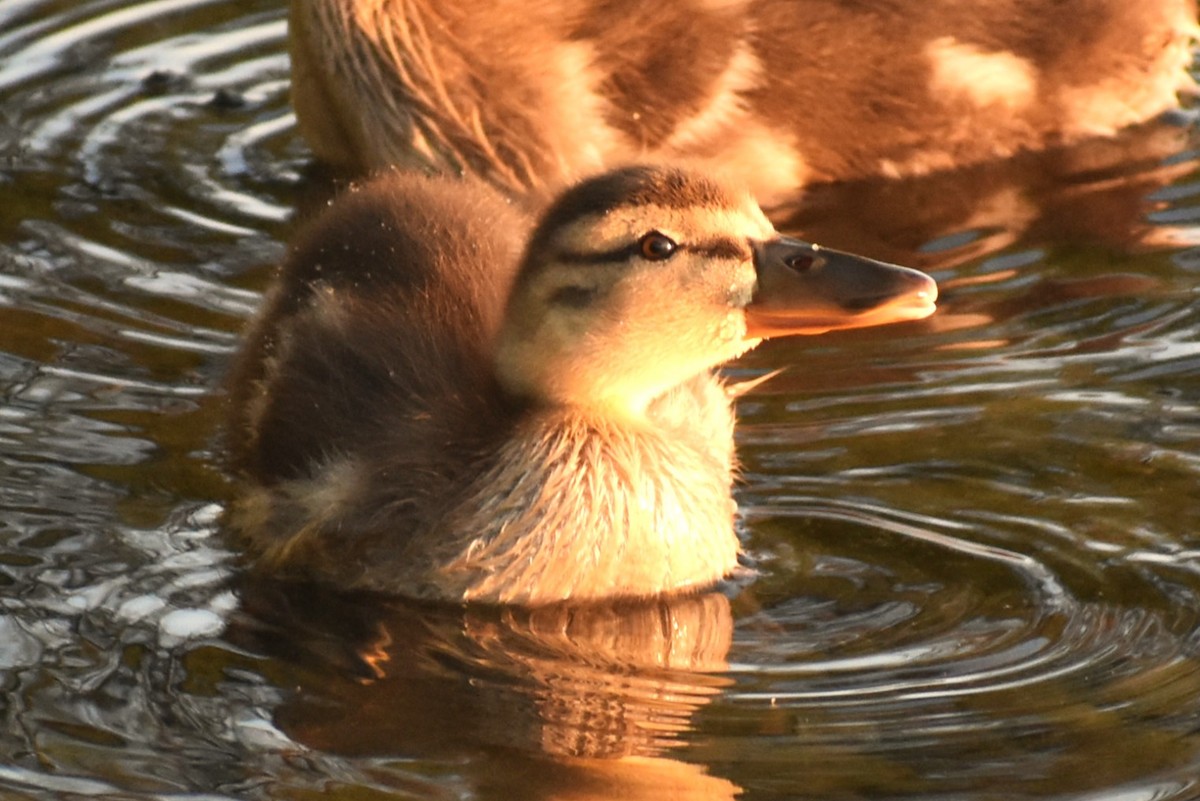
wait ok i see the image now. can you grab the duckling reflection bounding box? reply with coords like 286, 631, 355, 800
233, 580, 742, 800
225, 166, 936, 605
289, 0, 1196, 203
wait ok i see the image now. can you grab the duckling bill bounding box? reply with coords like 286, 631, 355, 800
225, 166, 936, 605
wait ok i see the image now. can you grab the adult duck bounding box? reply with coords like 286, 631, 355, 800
225, 165, 936, 604
289, 0, 1197, 204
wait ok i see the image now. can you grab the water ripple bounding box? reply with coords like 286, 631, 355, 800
2, 0, 1200, 799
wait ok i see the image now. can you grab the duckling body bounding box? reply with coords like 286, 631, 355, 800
227, 167, 936, 604
290, 0, 1196, 203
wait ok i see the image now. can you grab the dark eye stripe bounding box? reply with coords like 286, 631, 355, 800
556, 237, 748, 266
684, 238, 749, 261
548, 285, 598, 307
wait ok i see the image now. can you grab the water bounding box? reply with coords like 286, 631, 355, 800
2, 2, 1200, 799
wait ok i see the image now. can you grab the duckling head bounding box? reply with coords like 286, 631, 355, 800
495, 166, 937, 416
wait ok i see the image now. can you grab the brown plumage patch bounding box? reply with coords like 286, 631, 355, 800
571, 0, 747, 145
225, 173, 531, 485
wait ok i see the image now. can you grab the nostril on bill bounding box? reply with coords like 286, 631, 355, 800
785, 254, 818, 272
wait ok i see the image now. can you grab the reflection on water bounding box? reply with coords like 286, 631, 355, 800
2, 1, 1200, 799
235, 583, 740, 799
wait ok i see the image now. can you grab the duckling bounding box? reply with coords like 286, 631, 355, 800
225, 166, 937, 605
289, 0, 1197, 204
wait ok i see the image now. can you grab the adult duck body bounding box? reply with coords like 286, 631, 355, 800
290, 0, 1197, 204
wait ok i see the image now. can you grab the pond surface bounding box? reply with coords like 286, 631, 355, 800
2, 2, 1200, 799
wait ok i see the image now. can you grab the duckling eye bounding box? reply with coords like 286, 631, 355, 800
638, 232, 677, 261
